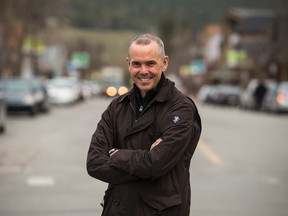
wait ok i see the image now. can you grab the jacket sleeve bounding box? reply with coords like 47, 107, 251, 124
86, 101, 139, 185
109, 98, 201, 179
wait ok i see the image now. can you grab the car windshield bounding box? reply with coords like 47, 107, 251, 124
0, 80, 32, 93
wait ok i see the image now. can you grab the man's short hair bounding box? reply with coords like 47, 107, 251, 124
128, 34, 166, 58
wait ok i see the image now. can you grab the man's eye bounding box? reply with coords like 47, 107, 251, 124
147, 62, 156, 67
132, 62, 140, 67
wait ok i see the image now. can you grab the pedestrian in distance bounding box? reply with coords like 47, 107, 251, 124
86, 33, 202, 216
253, 80, 267, 110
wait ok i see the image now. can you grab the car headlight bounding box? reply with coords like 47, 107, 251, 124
106, 86, 117, 97
24, 95, 35, 105
118, 86, 128, 95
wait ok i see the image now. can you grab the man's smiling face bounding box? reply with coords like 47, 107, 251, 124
127, 41, 169, 98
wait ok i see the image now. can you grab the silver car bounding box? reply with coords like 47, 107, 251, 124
262, 81, 288, 113
46, 77, 82, 105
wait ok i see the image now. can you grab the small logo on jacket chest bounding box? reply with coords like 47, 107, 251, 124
173, 116, 180, 124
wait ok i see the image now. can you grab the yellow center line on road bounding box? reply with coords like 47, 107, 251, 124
198, 140, 223, 166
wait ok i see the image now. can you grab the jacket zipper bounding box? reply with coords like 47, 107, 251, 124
130, 102, 152, 123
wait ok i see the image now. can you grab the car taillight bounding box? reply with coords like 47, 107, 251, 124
276, 93, 286, 103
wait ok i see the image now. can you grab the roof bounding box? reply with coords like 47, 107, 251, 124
226, 7, 274, 21
226, 7, 275, 33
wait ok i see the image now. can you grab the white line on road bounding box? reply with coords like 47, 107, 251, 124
26, 176, 55, 187
198, 140, 223, 166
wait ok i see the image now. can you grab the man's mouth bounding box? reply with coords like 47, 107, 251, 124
138, 76, 153, 82
139, 78, 151, 82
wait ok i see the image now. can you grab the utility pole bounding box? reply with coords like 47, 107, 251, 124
272, 0, 288, 81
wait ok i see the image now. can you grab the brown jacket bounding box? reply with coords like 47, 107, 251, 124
87, 78, 201, 216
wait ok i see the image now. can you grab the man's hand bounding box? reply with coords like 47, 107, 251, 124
109, 148, 119, 156
150, 138, 163, 150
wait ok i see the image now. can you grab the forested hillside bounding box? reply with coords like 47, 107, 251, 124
1, 0, 288, 77
68, 0, 287, 30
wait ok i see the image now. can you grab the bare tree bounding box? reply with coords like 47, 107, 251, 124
0, 0, 68, 78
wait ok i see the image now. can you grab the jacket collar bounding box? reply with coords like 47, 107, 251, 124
119, 75, 175, 104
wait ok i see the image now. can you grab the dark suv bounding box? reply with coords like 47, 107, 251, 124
0, 78, 51, 116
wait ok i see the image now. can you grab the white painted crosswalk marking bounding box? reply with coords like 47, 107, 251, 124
26, 176, 55, 186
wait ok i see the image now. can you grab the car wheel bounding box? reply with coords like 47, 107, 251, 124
29, 106, 38, 116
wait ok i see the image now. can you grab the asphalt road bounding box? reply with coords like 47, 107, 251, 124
0, 97, 287, 216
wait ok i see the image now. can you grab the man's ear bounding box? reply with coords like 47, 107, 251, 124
126, 57, 130, 66
162, 56, 169, 71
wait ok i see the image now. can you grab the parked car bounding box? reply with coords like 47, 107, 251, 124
262, 81, 288, 113
197, 84, 217, 103
0, 89, 6, 133
99, 80, 129, 97
0, 78, 50, 116
239, 79, 276, 110
46, 77, 82, 105
213, 84, 242, 106
198, 84, 242, 106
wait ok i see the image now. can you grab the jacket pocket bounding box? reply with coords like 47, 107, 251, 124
140, 192, 182, 211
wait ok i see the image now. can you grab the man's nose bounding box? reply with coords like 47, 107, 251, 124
140, 65, 149, 73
